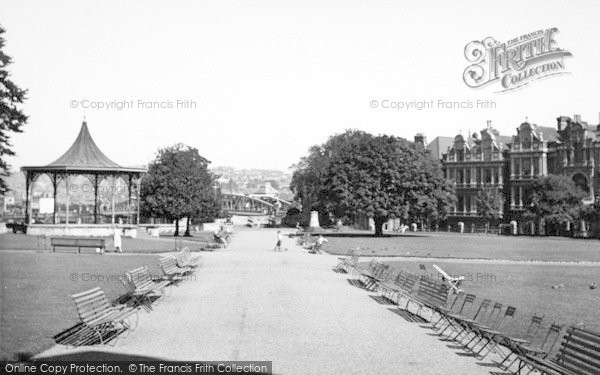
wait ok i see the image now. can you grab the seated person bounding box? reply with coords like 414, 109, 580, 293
308, 235, 328, 253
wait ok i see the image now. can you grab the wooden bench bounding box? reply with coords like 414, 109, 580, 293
70, 287, 138, 345
180, 248, 202, 267
159, 257, 193, 281
125, 266, 171, 305
518, 326, 600, 375
174, 252, 200, 269
51, 237, 105, 253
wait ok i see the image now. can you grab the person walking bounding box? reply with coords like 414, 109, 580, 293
113, 225, 123, 253
274, 230, 283, 252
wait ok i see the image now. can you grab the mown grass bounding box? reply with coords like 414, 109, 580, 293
323, 232, 600, 262
0, 251, 166, 360
0, 232, 216, 253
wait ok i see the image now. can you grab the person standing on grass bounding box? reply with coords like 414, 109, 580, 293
274, 230, 283, 252
113, 225, 122, 253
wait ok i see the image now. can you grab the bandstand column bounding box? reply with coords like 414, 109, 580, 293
52, 174, 58, 224
111, 175, 116, 225
128, 174, 133, 224
65, 174, 70, 226
25, 172, 31, 225
93, 174, 99, 224
136, 177, 141, 225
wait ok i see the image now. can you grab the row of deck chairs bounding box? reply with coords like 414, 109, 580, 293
335, 251, 600, 375
55, 249, 201, 347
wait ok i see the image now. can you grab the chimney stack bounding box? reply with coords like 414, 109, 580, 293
414, 133, 426, 150
574, 114, 581, 123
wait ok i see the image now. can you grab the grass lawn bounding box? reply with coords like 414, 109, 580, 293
324, 232, 600, 262
0, 232, 217, 253
0, 251, 167, 360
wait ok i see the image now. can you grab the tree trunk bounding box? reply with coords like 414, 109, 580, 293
374, 216, 385, 237
174, 219, 179, 236
184, 217, 191, 237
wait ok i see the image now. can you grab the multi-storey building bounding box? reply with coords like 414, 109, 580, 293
506, 121, 556, 223
437, 114, 600, 235
442, 121, 511, 227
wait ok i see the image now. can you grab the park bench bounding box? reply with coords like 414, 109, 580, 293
6, 221, 27, 233
70, 287, 138, 345
517, 326, 600, 375
180, 248, 202, 267
125, 266, 171, 306
51, 237, 105, 254
159, 257, 193, 281
400, 277, 450, 321
333, 250, 361, 273
175, 252, 200, 269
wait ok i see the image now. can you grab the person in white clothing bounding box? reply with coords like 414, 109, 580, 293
113, 225, 122, 253
274, 231, 283, 251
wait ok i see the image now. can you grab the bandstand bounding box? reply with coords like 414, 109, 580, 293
21, 120, 146, 234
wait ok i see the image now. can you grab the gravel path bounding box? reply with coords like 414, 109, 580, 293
36, 229, 494, 374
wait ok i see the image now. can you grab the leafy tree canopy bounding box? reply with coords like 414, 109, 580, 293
0, 25, 28, 194
524, 174, 586, 225
291, 130, 455, 236
141, 144, 219, 235
475, 188, 504, 223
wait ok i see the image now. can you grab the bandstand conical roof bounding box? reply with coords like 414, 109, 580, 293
22, 121, 146, 174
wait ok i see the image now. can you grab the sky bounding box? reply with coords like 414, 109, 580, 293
1, 0, 599, 172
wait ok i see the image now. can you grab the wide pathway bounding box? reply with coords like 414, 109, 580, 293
38, 229, 492, 374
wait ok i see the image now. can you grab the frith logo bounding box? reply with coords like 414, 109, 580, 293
463, 28, 572, 92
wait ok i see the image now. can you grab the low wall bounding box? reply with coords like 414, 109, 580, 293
27, 224, 137, 238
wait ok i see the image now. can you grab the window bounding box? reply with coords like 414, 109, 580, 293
484, 169, 492, 183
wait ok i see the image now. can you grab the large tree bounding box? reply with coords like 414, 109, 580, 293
291, 130, 455, 236
141, 144, 219, 236
524, 175, 586, 235
475, 188, 504, 232
0, 25, 28, 194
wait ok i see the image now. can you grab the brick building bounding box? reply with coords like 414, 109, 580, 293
434, 114, 600, 234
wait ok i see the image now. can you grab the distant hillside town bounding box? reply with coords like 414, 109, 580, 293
212, 166, 294, 202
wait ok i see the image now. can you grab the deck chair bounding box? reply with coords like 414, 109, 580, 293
495, 314, 545, 369
441, 298, 493, 342
508, 323, 563, 373
126, 266, 171, 306
334, 250, 361, 273
181, 248, 202, 267
70, 287, 138, 345
159, 257, 193, 282
468, 305, 518, 358
432, 293, 476, 332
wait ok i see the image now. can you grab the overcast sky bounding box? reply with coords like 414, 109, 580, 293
2, 0, 599, 172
